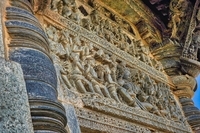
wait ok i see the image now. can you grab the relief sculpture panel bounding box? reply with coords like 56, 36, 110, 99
1, 0, 200, 132
35, 0, 193, 132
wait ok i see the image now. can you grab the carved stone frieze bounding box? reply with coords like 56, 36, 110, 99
44, 22, 184, 121
25, 0, 200, 132
39, 1, 194, 131
80, 93, 191, 133
43, 8, 169, 85
75, 107, 153, 133
183, 0, 200, 56
1, 0, 200, 132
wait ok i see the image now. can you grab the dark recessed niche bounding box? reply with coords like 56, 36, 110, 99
78, 6, 88, 16
141, 0, 170, 26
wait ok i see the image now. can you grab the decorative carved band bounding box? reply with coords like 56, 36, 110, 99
75, 107, 152, 133
81, 94, 191, 133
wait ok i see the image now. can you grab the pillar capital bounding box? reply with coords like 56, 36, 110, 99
170, 74, 196, 98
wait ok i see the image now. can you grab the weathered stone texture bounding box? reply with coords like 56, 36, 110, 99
63, 103, 81, 133
0, 0, 5, 58
0, 58, 33, 133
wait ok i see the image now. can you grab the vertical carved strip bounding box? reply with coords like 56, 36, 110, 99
183, 0, 200, 54
5, 0, 67, 132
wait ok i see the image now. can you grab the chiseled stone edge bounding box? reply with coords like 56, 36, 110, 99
0, 58, 34, 133
43, 9, 168, 83
81, 94, 192, 133
75, 107, 152, 133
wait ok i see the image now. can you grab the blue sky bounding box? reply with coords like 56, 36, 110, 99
193, 75, 200, 109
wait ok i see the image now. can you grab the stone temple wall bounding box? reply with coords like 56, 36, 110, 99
1, 0, 200, 133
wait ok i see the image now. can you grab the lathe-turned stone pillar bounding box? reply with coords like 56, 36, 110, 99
4, 0, 67, 132
0, 1, 33, 132
171, 75, 200, 133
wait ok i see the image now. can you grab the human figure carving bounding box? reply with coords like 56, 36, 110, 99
72, 36, 83, 56
51, 0, 60, 12
90, 10, 101, 33
128, 41, 136, 56
70, 53, 95, 93
84, 58, 111, 97
62, 0, 75, 18
70, 6, 80, 23
46, 25, 75, 93
116, 62, 143, 108
57, 0, 64, 15
169, 0, 188, 39
60, 29, 72, 58
81, 18, 92, 31
108, 55, 118, 82
137, 43, 153, 66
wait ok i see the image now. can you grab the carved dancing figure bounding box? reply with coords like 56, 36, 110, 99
116, 62, 142, 108
70, 6, 81, 23
138, 43, 153, 67
57, 0, 64, 15
70, 53, 95, 93
51, 0, 60, 12
90, 10, 101, 33
46, 26, 75, 93
81, 18, 92, 31
62, 2, 73, 18
84, 58, 111, 98
169, 0, 188, 39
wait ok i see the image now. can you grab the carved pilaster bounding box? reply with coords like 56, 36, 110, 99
5, 0, 67, 132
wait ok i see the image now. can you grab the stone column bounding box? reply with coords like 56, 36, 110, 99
179, 97, 200, 132
0, 1, 33, 132
4, 0, 67, 132
171, 75, 200, 133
